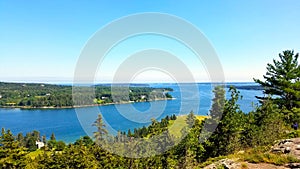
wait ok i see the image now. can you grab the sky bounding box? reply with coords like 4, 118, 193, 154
0, 0, 300, 83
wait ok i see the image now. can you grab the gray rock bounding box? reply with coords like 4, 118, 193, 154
287, 163, 300, 168
285, 147, 291, 153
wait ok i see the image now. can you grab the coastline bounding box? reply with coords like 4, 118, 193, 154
0, 97, 176, 110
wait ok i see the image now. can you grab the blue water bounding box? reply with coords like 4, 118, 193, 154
0, 83, 262, 143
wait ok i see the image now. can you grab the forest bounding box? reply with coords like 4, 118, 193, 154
0, 83, 173, 108
0, 50, 300, 168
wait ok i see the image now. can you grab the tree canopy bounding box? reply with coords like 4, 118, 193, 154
254, 50, 300, 109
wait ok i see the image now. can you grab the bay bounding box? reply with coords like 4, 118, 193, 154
0, 83, 262, 143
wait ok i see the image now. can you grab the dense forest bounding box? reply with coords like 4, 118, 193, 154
1, 50, 300, 168
0, 83, 173, 108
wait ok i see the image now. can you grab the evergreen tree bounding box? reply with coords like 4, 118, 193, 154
186, 111, 196, 128
93, 114, 108, 142
127, 129, 132, 137
254, 50, 300, 112
50, 133, 56, 141
17, 133, 25, 147
42, 135, 46, 144
204, 85, 226, 134
0, 129, 15, 149
204, 86, 245, 158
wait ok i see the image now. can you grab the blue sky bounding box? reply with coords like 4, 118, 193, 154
1, 0, 300, 83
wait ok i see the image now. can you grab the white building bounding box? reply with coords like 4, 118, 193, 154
36, 141, 45, 149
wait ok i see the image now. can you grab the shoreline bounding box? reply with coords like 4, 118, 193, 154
0, 98, 176, 110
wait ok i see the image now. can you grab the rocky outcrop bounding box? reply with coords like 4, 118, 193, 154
204, 138, 300, 169
203, 159, 240, 169
271, 138, 300, 158
203, 160, 289, 169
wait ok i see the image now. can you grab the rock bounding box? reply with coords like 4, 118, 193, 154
204, 159, 239, 169
287, 163, 300, 168
272, 147, 283, 153
271, 138, 300, 159
278, 139, 293, 146
284, 147, 291, 153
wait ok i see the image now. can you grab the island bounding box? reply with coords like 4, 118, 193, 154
0, 82, 173, 108
226, 85, 264, 91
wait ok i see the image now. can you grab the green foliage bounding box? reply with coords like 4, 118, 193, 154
0, 82, 173, 108
254, 50, 300, 123
287, 129, 300, 138
237, 148, 300, 165
186, 111, 196, 128
204, 85, 226, 134
243, 101, 286, 147
204, 86, 246, 159
74, 136, 94, 146
93, 114, 108, 142
50, 133, 56, 141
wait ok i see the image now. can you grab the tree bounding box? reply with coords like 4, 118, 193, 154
56, 141, 66, 151
0, 129, 15, 149
241, 100, 286, 147
127, 129, 132, 137
50, 133, 56, 141
203, 86, 245, 158
17, 133, 25, 147
0, 129, 28, 168
186, 111, 196, 128
254, 50, 300, 112
74, 136, 94, 146
42, 135, 46, 144
204, 86, 226, 134
93, 114, 108, 142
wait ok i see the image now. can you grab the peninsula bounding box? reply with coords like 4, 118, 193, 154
0, 82, 173, 108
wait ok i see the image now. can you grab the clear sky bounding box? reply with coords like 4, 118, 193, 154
1, 0, 300, 83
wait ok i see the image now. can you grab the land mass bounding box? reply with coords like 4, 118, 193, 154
0, 82, 173, 109
227, 85, 264, 90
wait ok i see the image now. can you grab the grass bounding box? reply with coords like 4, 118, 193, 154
168, 115, 207, 138
241, 162, 248, 169
229, 146, 300, 166
241, 152, 300, 165
168, 116, 187, 138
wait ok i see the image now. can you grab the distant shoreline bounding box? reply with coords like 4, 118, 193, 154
0, 98, 176, 110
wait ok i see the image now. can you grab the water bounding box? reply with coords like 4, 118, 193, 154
0, 83, 262, 143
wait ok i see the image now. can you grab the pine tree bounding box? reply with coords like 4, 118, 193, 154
50, 133, 56, 141
42, 135, 47, 144
204, 86, 245, 158
93, 114, 108, 142
186, 111, 196, 128
202, 85, 225, 135
254, 50, 300, 110
127, 129, 132, 137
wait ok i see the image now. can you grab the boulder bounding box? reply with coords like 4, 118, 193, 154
271, 138, 300, 159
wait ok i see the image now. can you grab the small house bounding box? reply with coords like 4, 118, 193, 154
36, 141, 45, 149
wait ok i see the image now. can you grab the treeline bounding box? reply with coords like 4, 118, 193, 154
121, 114, 177, 138
0, 83, 173, 108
